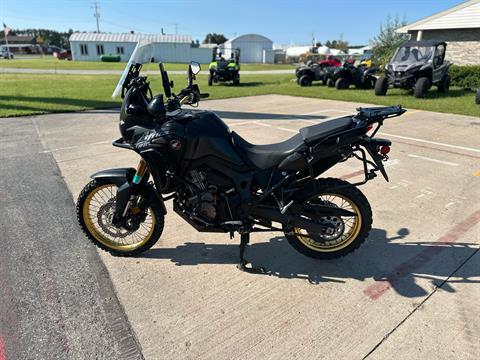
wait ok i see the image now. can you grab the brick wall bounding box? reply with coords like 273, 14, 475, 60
409, 29, 480, 65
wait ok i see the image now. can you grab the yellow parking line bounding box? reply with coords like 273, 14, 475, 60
403, 110, 420, 117
474, 170, 480, 177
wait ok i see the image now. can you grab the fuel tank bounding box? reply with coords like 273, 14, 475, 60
183, 110, 245, 167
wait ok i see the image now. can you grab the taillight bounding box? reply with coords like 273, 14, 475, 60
367, 125, 373, 131
380, 145, 391, 155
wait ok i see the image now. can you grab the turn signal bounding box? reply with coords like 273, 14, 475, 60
380, 146, 391, 155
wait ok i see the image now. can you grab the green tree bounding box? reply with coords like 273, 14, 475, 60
1, 28, 74, 49
202, 33, 228, 45
325, 39, 349, 53
370, 15, 410, 66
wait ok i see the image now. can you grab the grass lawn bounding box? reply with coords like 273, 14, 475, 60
1, 73, 478, 118
0, 58, 295, 71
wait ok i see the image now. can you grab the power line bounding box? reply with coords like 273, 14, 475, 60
92, 1, 100, 33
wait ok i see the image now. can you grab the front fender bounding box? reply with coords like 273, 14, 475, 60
91, 167, 167, 216
90, 167, 135, 186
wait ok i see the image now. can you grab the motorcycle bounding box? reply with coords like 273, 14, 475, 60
76, 42, 406, 273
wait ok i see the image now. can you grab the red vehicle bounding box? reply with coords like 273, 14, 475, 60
54, 50, 72, 61
317, 57, 342, 67
296, 56, 342, 86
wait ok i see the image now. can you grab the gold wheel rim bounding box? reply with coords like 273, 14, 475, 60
294, 193, 362, 253
82, 184, 156, 251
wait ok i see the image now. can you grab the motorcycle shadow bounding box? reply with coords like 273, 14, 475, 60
142, 228, 479, 298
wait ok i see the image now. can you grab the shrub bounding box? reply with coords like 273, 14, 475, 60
449, 65, 480, 89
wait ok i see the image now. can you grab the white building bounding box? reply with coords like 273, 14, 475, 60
348, 45, 372, 57
221, 34, 273, 63
69, 32, 211, 63
396, 0, 480, 65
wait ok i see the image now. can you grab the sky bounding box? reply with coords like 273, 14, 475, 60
0, 0, 466, 45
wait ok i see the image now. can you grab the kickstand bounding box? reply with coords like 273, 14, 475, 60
237, 233, 267, 274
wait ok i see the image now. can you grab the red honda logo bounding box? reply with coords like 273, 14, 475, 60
170, 139, 182, 150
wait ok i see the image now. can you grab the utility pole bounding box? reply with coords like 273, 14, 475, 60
174, 23, 178, 35
92, 1, 100, 33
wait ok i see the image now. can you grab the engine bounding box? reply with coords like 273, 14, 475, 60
185, 170, 218, 222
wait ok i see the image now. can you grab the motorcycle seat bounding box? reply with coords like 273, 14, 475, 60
231, 116, 353, 169
299, 116, 353, 145
231, 131, 306, 169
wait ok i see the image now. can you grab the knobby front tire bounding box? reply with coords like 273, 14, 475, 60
76, 180, 164, 256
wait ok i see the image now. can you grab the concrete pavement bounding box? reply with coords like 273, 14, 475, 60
2, 95, 479, 359
0, 117, 143, 359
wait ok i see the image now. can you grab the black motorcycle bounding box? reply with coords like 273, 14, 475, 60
77, 61, 405, 273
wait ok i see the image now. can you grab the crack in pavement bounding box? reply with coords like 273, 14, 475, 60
362, 246, 480, 359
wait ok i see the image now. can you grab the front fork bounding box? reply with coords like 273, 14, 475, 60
113, 159, 149, 226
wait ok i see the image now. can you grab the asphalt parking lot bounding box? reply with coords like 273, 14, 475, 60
1, 95, 479, 359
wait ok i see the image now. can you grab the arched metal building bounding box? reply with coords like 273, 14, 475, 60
222, 34, 274, 63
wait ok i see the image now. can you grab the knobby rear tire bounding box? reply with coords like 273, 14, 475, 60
284, 178, 372, 259
76, 180, 164, 256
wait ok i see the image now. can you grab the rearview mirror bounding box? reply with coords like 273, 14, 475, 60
190, 61, 201, 75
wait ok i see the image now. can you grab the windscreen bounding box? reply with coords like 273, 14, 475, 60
392, 46, 434, 64
112, 39, 155, 98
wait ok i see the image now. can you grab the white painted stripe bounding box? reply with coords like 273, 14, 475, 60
254, 122, 272, 127
380, 132, 480, 154
278, 127, 298, 133
302, 109, 352, 115
228, 120, 256, 126
408, 154, 459, 167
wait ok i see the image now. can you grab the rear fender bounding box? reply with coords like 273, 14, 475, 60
361, 138, 391, 181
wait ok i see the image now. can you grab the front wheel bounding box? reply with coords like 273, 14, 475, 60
335, 77, 350, 90
299, 74, 312, 87
375, 76, 389, 96
284, 178, 372, 259
233, 73, 240, 85
414, 77, 430, 98
76, 180, 164, 256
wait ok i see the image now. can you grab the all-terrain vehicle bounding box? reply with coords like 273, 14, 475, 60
476, 88, 480, 105
0, 46, 14, 59
296, 56, 341, 86
208, 47, 240, 86
375, 40, 452, 98
329, 59, 377, 90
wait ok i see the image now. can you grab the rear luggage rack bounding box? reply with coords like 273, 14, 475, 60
355, 106, 406, 123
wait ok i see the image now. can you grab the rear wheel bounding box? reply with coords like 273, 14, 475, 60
76, 180, 164, 256
299, 74, 313, 87
437, 74, 450, 93
335, 77, 350, 90
414, 77, 430, 98
284, 178, 372, 259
